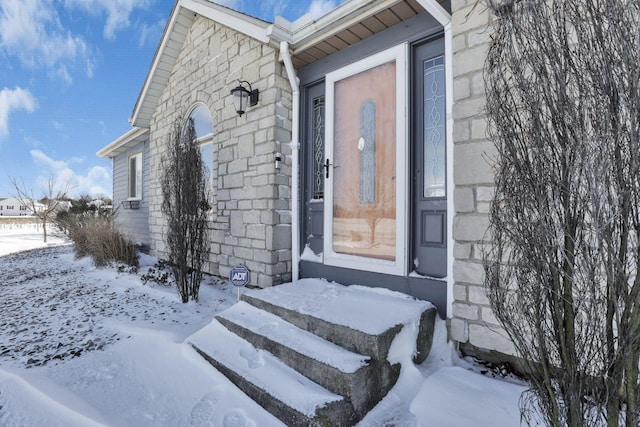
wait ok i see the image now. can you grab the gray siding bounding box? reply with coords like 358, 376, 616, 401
112, 140, 150, 250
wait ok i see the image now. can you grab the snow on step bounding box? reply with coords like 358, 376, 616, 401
217, 301, 369, 374
187, 319, 343, 418
243, 278, 433, 335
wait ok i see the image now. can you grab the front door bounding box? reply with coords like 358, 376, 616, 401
323, 45, 407, 276
412, 38, 447, 278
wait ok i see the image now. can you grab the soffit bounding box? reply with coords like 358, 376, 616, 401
128, 0, 449, 128
287, 0, 449, 68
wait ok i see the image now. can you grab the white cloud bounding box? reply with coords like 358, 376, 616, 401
65, 0, 150, 39
30, 149, 112, 198
0, 0, 90, 82
262, 0, 289, 20
137, 18, 166, 48
0, 87, 37, 139
307, 0, 338, 19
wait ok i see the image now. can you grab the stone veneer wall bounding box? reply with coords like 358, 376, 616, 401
450, 0, 515, 356
148, 16, 293, 288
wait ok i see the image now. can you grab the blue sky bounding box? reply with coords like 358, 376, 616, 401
0, 0, 340, 199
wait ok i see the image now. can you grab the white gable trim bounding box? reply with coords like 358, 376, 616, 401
129, 0, 271, 128
182, 0, 270, 43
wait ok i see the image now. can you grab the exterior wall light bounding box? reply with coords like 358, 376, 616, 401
230, 80, 259, 116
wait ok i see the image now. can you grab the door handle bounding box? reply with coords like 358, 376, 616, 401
325, 158, 331, 178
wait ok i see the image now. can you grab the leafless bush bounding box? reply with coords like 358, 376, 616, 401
62, 212, 138, 268
482, 1, 640, 426
160, 118, 210, 303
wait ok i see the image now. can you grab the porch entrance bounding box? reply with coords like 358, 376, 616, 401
301, 36, 447, 280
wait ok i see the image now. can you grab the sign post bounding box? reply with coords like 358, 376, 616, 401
230, 265, 250, 302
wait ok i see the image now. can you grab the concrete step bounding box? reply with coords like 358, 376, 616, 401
189, 279, 438, 425
188, 319, 356, 426
216, 301, 401, 418
241, 279, 437, 363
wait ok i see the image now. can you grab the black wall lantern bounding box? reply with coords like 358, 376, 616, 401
230, 80, 259, 116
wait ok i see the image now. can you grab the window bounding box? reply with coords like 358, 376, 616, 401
128, 152, 142, 199
185, 104, 214, 215
19, 206, 26, 211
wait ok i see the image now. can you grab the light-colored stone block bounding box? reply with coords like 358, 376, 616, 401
453, 302, 479, 320
450, 317, 469, 342
454, 140, 497, 186
454, 187, 475, 213
452, 96, 486, 120
476, 186, 494, 202
468, 324, 516, 356
468, 285, 490, 305
480, 306, 500, 327
471, 117, 488, 140
453, 260, 485, 285
454, 76, 471, 101
453, 242, 472, 259
453, 284, 468, 301
452, 5, 490, 35
453, 214, 490, 242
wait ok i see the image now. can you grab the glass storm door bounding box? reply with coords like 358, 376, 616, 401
413, 39, 447, 277
324, 45, 407, 275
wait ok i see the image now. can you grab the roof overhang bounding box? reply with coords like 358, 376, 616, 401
129, 0, 271, 128
269, 0, 451, 68
128, 0, 450, 128
97, 127, 149, 158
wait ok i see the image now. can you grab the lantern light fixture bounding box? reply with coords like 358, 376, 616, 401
230, 80, 259, 116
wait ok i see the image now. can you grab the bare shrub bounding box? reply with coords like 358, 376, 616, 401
63, 212, 138, 268
160, 118, 210, 303
482, 0, 640, 426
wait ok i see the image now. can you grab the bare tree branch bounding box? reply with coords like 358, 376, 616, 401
483, 1, 640, 425
12, 177, 72, 243
160, 118, 211, 303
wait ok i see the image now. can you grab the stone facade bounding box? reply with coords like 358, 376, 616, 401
147, 16, 293, 288
450, 0, 515, 355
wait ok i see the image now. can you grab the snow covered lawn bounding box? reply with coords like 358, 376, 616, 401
0, 227, 530, 426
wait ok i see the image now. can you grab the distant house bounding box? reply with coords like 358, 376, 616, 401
0, 197, 44, 216
99, 0, 512, 358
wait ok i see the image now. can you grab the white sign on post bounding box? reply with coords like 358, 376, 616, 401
230, 265, 250, 301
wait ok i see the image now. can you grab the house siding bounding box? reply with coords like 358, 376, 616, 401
450, 0, 515, 355
112, 141, 151, 249
148, 16, 293, 287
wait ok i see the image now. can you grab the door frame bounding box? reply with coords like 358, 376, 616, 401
323, 44, 408, 276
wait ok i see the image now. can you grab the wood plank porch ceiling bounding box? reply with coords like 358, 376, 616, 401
290, 0, 447, 68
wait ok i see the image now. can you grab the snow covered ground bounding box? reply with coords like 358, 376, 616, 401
0, 225, 530, 426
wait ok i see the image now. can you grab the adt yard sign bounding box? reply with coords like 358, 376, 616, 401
230, 265, 250, 287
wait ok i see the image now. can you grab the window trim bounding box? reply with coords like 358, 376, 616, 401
128, 152, 143, 200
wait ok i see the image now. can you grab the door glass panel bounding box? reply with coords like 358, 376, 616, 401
332, 61, 397, 261
423, 55, 446, 198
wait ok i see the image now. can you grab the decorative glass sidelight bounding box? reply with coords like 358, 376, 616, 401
312, 96, 325, 200
423, 55, 446, 198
